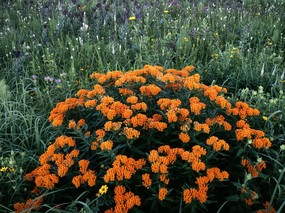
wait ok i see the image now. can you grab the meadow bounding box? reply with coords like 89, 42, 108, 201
0, 0, 284, 212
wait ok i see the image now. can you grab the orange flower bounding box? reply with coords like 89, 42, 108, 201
34, 174, 59, 189
252, 138, 271, 149
91, 141, 99, 150
241, 159, 259, 177
123, 127, 140, 139
84, 99, 97, 108
122, 109, 133, 119
241, 188, 258, 206
140, 84, 161, 96
82, 170, 97, 187
158, 187, 168, 201
206, 136, 230, 151
151, 162, 160, 173
76, 89, 89, 98
77, 119, 86, 129
215, 96, 231, 109
57, 164, 69, 177
142, 173, 152, 188
148, 150, 159, 162
131, 102, 148, 111
126, 96, 138, 104
204, 87, 218, 100
166, 109, 178, 122
159, 174, 170, 184
189, 97, 206, 112
193, 122, 210, 133
112, 185, 141, 212
178, 108, 189, 121
114, 185, 126, 195
182, 65, 195, 72
183, 188, 198, 204
161, 73, 176, 83
130, 113, 148, 127
192, 145, 207, 157
256, 202, 276, 213
100, 140, 114, 150
106, 109, 117, 120
79, 159, 90, 174
72, 175, 83, 188
119, 88, 134, 95
157, 98, 181, 110
93, 84, 106, 95
14, 197, 43, 213
147, 121, 168, 131
104, 155, 145, 182
191, 160, 206, 172
68, 120, 77, 129
179, 132, 190, 143
96, 129, 106, 140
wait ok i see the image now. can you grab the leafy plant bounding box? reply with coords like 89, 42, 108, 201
16, 65, 278, 212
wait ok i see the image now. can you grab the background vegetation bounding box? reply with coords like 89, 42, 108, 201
0, 0, 284, 212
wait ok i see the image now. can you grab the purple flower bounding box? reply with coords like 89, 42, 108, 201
55, 79, 61, 84
44, 76, 54, 82
31, 75, 38, 79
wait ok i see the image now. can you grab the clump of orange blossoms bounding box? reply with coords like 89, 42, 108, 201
17, 65, 273, 212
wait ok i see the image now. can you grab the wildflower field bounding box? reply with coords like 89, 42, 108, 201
0, 0, 284, 212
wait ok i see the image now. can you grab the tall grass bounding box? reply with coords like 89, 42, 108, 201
0, 0, 284, 212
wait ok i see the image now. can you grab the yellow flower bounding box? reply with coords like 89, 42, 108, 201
262, 116, 268, 121
129, 16, 136, 21
163, 10, 169, 14
0, 167, 8, 172
9, 167, 15, 172
99, 185, 108, 195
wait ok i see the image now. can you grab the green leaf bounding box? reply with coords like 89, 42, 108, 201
225, 194, 240, 202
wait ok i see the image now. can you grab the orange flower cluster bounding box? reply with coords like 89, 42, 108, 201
148, 145, 215, 188
228, 101, 260, 119
104, 155, 146, 182
256, 202, 276, 213
205, 115, 232, 131
241, 158, 266, 178
96, 98, 129, 120
68, 118, 86, 129
25, 135, 80, 189
179, 132, 190, 143
104, 121, 122, 131
193, 121, 210, 133
157, 98, 181, 110
20, 65, 273, 212
49, 98, 84, 126
206, 136, 230, 151
240, 187, 258, 205
14, 197, 43, 213
158, 187, 168, 201
189, 97, 206, 115
203, 85, 227, 101
72, 159, 96, 188
119, 88, 134, 96
235, 120, 271, 149
123, 127, 140, 139
140, 84, 162, 96
114, 74, 146, 86
105, 185, 141, 213
142, 173, 152, 188
100, 140, 114, 150
183, 167, 229, 204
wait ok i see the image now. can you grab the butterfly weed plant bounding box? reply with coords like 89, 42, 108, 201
14, 65, 280, 213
